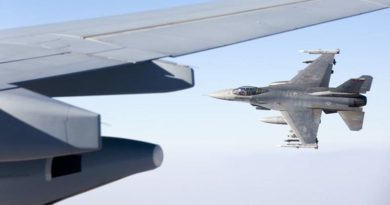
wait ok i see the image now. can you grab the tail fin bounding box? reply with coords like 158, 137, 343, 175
359, 75, 373, 94
336, 75, 373, 93
338, 111, 364, 131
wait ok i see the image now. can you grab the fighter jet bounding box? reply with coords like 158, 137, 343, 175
210, 50, 372, 149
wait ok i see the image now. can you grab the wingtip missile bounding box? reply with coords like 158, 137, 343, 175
279, 144, 319, 149
299, 49, 340, 55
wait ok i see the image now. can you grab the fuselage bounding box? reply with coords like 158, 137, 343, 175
210, 86, 367, 112
251, 87, 366, 111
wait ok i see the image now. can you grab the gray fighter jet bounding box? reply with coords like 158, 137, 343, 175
210, 50, 372, 149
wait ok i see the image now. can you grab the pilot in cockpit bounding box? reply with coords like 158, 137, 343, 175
232, 86, 264, 96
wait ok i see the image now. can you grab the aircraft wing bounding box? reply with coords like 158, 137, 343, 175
0, 0, 389, 95
281, 109, 322, 145
288, 53, 337, 87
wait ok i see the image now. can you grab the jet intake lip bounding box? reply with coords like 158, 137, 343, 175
152, 145, 164, 167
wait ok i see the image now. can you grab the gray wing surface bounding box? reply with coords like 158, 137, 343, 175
281, 109, 322, 145
0, 0, 389, 93
289, 54, 336, 87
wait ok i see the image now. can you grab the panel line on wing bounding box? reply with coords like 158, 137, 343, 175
83, 0, 313, 39
0, 52, 70, 64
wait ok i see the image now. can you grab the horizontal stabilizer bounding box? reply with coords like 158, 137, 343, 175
339, 111, 364, 131
336, 75, 373, 93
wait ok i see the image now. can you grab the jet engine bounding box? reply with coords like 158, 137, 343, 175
0, 88, 100, 162
0, 137, 163, 205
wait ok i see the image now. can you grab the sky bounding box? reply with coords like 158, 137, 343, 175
1, 0, 390, 204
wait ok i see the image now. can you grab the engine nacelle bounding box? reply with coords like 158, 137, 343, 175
0, 137, 163, 205
0, 88, 100, 162
261, 116, 287, 125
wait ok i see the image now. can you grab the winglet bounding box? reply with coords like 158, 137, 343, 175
299, 49, 340, 55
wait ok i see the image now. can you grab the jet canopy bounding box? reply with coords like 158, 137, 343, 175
232, 86, 265, 96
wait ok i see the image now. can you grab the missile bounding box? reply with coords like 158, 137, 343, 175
299, 49, 340, 55
303, 60, 314, 64
256, 106, 270, 110
279, 144, 318, 149
261, 116, 287, 125
284, 138, 300, 142
269, 81, 288, 86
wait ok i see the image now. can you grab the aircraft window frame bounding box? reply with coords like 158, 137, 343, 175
233, 86, 265, 96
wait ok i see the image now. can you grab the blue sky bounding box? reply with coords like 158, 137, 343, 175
1, 1, 390, 204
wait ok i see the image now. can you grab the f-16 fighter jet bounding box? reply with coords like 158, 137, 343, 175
210, 50, 372, 149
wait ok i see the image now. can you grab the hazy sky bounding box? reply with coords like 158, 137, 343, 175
1, 1, 390, 204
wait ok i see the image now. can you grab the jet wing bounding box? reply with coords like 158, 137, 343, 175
288, 53, 337, 87
0, 0, 389, 95
281, 109, 322, 145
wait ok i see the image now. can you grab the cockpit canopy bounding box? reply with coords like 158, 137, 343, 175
232, 86, 265, 96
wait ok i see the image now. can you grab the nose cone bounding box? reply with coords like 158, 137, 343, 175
209, 89, 235, 100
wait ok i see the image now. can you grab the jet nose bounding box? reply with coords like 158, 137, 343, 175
209, 89, 234, 100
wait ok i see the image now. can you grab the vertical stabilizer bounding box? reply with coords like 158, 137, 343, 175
338, 111, 364, 131
358, 75, 373, 94
336, 75, 373, 93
